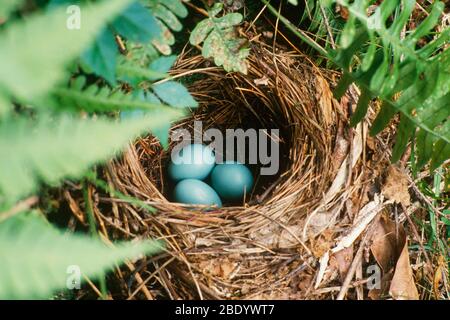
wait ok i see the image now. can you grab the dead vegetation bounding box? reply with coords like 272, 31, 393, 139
60, 32, 449, 300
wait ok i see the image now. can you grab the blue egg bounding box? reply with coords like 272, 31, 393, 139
211, 162, 254, 201
168, 144, 216, 181
174, 179, 222, 207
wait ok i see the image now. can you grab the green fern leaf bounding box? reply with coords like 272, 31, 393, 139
431, 133, 450, 170
325, 0, 450, 169
0, 0, 22, 19
116, 61, 168, 85
116, 55, 178, 86
152, 81, 199, 109
152, 3, 183, 32
0, 111, 182, 203
350, 89, 372, 127
81, 28, 118, 85
0, 0, 132, 108
48, 0, 183, 82
149, 55, 178, 73
189, 3, 249, 74
47, 76, 187, 113
112, 2, 161, 43
0, 213, 162, 299
143, 0, 188, 56
150, 0, 188, 18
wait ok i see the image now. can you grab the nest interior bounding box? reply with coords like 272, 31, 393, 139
103, 43, 366, 299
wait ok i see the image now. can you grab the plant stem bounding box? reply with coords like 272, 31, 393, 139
83, 179, 108, 300
260, 0, 329, 57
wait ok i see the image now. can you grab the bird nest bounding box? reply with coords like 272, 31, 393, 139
88, 42, 383, 299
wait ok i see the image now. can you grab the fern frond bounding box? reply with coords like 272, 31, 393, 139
0, 111, 182, 203
266, 0, 449, 169
48, 77, 169, 112
0, 0, 132, 110
116, 45, 179, 88
145, 0, 188, 55
0, 213, 162, 299
78, 0, 187, 83
116, 60, 168, 85
328, 0, 450, 169
48, 75, 197, 112
0, 0, 22, 19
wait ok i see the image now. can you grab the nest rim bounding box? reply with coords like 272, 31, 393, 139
106, 42, 359, 299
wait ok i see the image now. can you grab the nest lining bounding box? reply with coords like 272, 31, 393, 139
105, 43, 361, 299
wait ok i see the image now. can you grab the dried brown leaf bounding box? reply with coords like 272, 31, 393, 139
369, 213, 418, 299
370, 213, 405, 272
330, 245, 354, 280
389, 241, 419, 300
433, 255, 447, 299
382, 166, 411, 206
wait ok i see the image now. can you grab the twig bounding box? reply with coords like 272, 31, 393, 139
83, 181, 108, 300
184, 1, 208, 17
319, 4, 336, 49
402, 204, 433, 274
337, 215, 380, 300
0, 196, 38, 223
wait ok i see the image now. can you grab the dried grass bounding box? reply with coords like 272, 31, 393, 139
88, 40, 372, 300
65, 37, 439, 300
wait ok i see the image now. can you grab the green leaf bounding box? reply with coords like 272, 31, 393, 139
0, 92, 12, 116
388, 0, 415, 37
81, 28, 118, 85
0, 0, 22, 19
313, 0, 449, 168
405, 2, 444, 47
370, 101, 397, 136
152, 121, 171, 150
391, 116, 415, 163
119, 90, 172, 149
47, 0, 80, 10
152, 3, 183, 32
0, 213, 163, 299
112, 2, 161, 43
149, 55, 177, 73
209, 3, 224, 17
117, 62, 168, 85
0, 0, 131, 107
143, 0, 187, 56
340, 15, 357, 48
370, 56, 389, 92
333, 72, 352, 99
48, 78, 175, 113
189, 19, 214, 45
350, 89, 372, 127
202, 28, 249, 74
152, 0, 188, 18
154, 18, 175, 46
116, 55, 176, 85
152, 81, 198, 109
188, 6, 249, 74
0, 111, 182, 203
416, 129, 435, 169
431, 138, 450, 171
214, 13, 243, 29
361, 40, 377, 72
